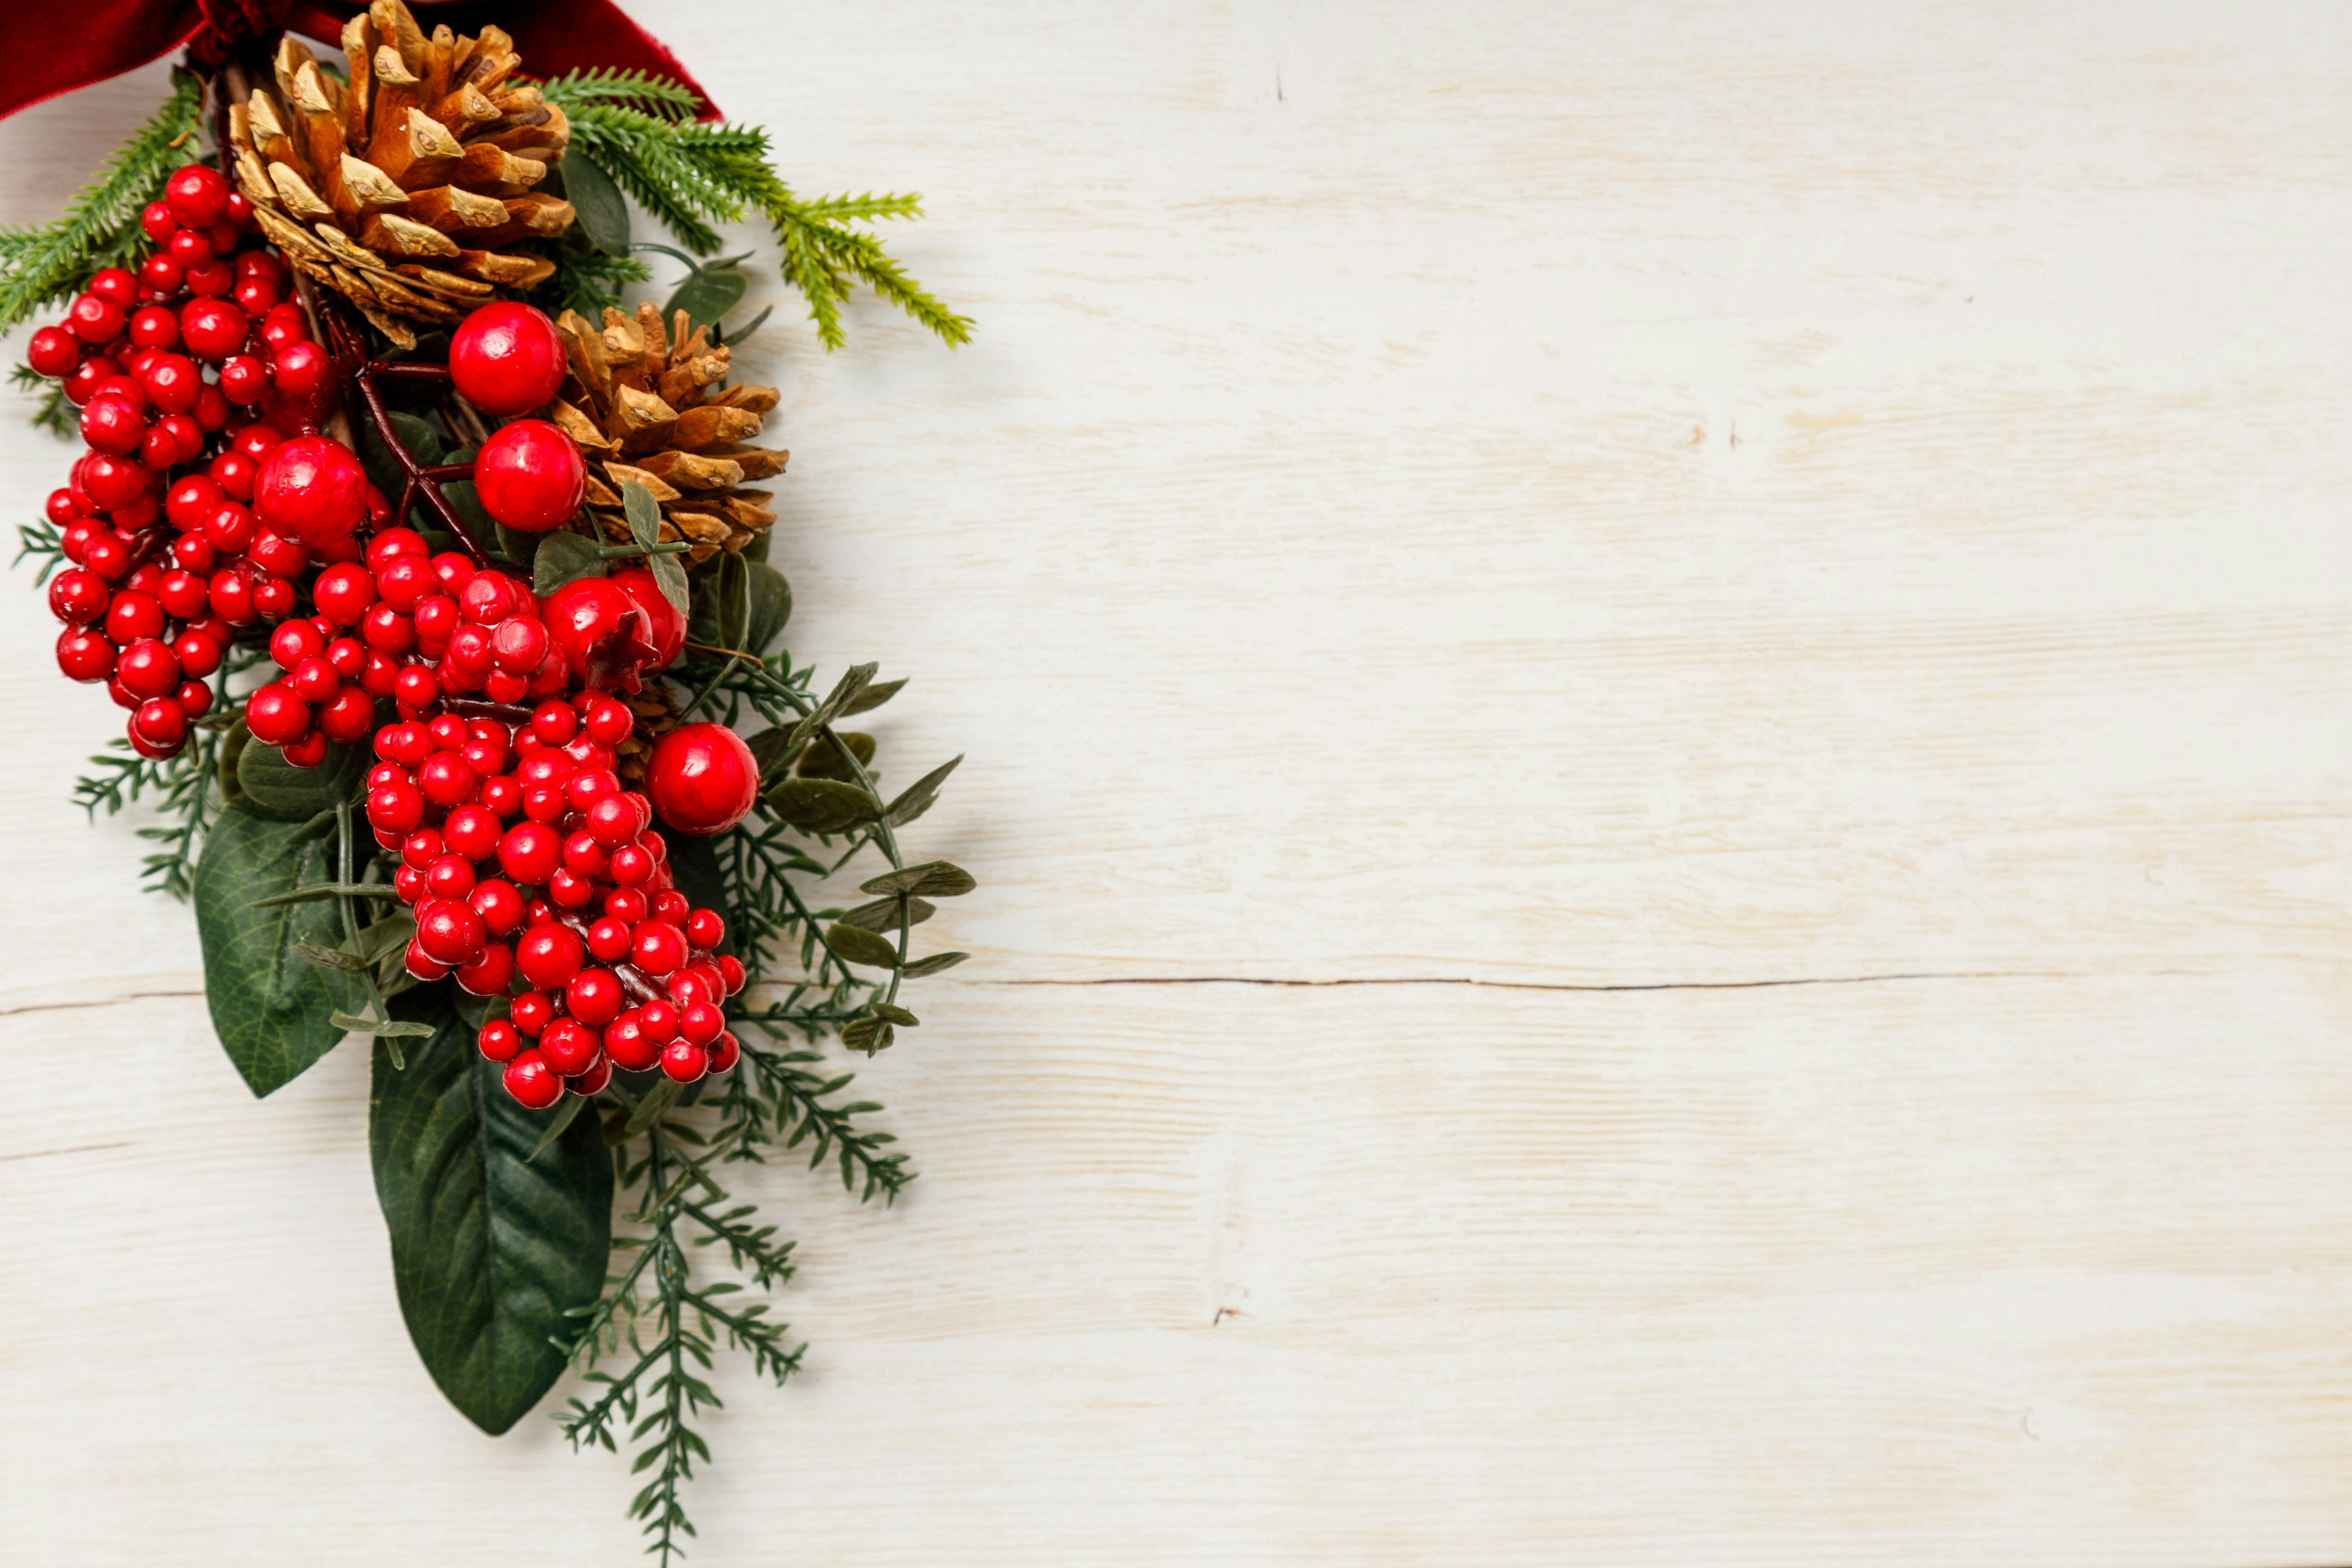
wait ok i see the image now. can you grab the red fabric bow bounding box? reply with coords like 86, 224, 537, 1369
2, 0, 717, 122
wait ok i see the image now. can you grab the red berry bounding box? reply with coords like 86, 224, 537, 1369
179, 297, 247, 361
565, 968, 624, 1027
608, 843, 655, 886
442, 805, 500, 862
270, 619, 325, 670
27, 325, 80, 377
678, 1000, 724, 1048
604, 1012, 657, 1071
608, 567, 687, 671
318, 685, 375, 744
172, 628, 224, 677
165, 166, 230, 227
449, 303, 567, 417
131, 697, 189, 750
78, 394, 144, 456
366, 780, 425, 835
281, 729, 330, 769
472, 878, 527, 936
456, 941, 516, 997
232, 274, 282, 317
141, 352, 201, 413
402, 830, 445, 871
499, 822, 562, 886
510, 991, 554, 1036
503, 1050, 563, 1109
271, 339, 333, 401
56, 628, 114, 682
116, 638, 179, 698
157, 568, 207, 620
140, 200, 178, 242
516, 922, 584, 990
138, 252, 184, 296
459, 571, 525, 625
586, 916, 632, 963
636, 1000, 679, 1043
206, 568, 255, 623
686, 907, 726, 949
312, 560, 376, 625
289, 656, 338, 703
47, 567, 108, 624
67, 292, 124, 344
631, 921, 688, 976
489, 614, 548, 671
244, 682, 310, 744
254, 434, 367, 546
646, 723, 760, 836
105, 590, 166, 644
472, 419, 584, 531
548, 867, 597, 909
184, 259, 234, 298
659, 1039, 708, 1084
251, 573, 296, 619
540, 1018, 600, 1077
362, 602, 415, 654
417, 899, 487, 966
247, 530, 308, 578
176, 680, 214, 718
418, 752, 476, 809
541, 577, 645, 675
477, 1019, 522, 1063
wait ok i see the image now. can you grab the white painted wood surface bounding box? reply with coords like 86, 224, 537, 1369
5, 2, 2351, 1561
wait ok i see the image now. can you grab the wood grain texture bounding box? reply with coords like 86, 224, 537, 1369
5, 2, 2352, 1562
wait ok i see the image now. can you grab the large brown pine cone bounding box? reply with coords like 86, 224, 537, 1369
226, 0, 572, 347
549, 304, 787, 564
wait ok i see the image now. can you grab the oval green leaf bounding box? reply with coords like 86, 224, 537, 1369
665, 265, 748, 338
236, 736, 368, 821
192, 802, 372, 1096
858, 859, 977, 899
369, 1001, 614, 1435
823, 921, 902, 970
532, 529, 606, 595
565, 151, 631, 257
743, 560, 791, 652
765, 777, 878, 834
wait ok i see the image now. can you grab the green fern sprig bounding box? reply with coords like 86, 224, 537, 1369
538, 74, 968, 350
10, 363, 72, 440
0, 68, 204, 330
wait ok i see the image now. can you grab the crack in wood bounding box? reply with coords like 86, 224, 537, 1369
990, 970, 2199, 993
0, 989, 205, 1019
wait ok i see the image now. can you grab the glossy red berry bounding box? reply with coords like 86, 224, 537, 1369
130, 697, 189, 750
707, 1031, 740, 1074
416, 899, 487, 966
27, 325, 79, 377
47, 568, 108, 624
540, 1019, 600, 1077
271, 339, 334, 401
472, 878, 527, 936
425, 854, 477, 901
645, 722, 760, 835
477, 1019, 522, 1063
115, 639, 179, 699
472, 418, 584, 531
604, 1012, 657, 1071
686, 907, 726, 950
56, 628, 113, 682
67, 292, 125, 344
172, 628, 224, 678
499, 821, 562, 885
515, 922, 584, 990
659, 1038, 709, 1084
165, 165, 230, 227
254, 434, 368, 547
456, 941, 515, 997
449, 303, 567, 417
631, 921, 688, 977
179, 298, 247, 362
510, 990, 554, 1036
503, 1050, 563, 1109
565, 968, 625, 1027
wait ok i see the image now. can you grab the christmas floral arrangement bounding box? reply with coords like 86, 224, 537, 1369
6, 2, 971, 1557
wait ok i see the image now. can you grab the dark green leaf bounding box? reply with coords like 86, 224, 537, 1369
859, 859, 978, 899
649, 549, 688, 614
296, 941, 368, 973
764, 777, 878, 834
621, 478, 662, 551
492, 519, 536, 571
565, 151, 631, 257
742, 560, 791, 653
742, 726, 801, 782
901, 951, 970, 979
884, 755, 962, 827
872, 1003, 919, 1027
840, 894, 933, 932
712, 303, 772, 347
246, 881, 406, 908
193, 804, 372, 1096
369, 1000, 612, 1436
714, 549, 749, 652
624, 1077, 682, 1135
662, 833, 737, 959
665, 265, 748, 338
532, 529, 606, 595
331, 1011, 437, 1038
527, 1094, 587, 1163
841, 1016, 895, 1054
236, 737, 368, 821
841, 676, 905, 717
796, 730, 875, 781
785, 663, 878, 754
823, 921, 901, 970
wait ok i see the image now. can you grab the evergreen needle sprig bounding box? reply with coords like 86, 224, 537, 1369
540, 70, 971, 352
0, 67, 204, 331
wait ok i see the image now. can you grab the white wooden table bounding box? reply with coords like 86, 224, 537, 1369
6, 3, 2351, 1562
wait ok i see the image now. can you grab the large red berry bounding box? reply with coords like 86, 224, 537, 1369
541, 576, 647, 675
608, 567, 687, 670
165, 165, 230, 227
47, 568, 108, 624
503, 1050, 563, 1109
515, 922, 584, 990
245, 682, 311, 745
449, 303, 567, 417
416, 899, 487, 966
56, 628, 114, 682
646, 722, 760, 835
179, 298, 247, 361
27, 325, 78, 377
255, 434, 368, 547
472, 419, 584, 532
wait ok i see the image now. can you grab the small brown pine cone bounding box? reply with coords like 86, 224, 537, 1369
615, 680, 688, 788
551, 304, 786, 564
227, 0, 572, 346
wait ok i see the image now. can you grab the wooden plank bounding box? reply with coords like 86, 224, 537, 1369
3, 2, 2351, 1562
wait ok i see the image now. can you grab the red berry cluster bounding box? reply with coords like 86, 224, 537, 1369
366, 687, 745, 1108
30, 165, 375, 757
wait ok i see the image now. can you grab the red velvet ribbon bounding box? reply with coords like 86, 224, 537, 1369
2, 0, 718, 122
